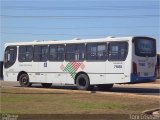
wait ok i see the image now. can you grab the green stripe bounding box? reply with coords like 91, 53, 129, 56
64, 63, 70, 71
65, 64, 75, 73
63, 63, 76, 79
64, 64, 75, 78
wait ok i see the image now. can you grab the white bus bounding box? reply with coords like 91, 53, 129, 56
3, 36, 157, 90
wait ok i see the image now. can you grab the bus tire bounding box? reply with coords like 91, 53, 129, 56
76, 74, 90, 90
19, 74, 32, 87
41, 83, 52, 88
98, 84, 113, 91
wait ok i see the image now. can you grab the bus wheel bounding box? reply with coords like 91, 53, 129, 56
98, 84, 113, 91
19, 74, 32, 87
41, 83, 52, 88
76, 74, 90, 90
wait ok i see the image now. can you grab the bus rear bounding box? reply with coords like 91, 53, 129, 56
131, 37, 157, 83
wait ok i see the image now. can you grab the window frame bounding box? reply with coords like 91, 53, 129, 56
108, 41, 128, 61
33, 45, 48, 62
133, 37, 156, 57
65, 43, 85, 61
18, 45, 33, 62
86, 42, 107, 61
48, 44, 65, 61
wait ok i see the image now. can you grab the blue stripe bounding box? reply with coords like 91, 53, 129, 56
130, 73, 156, 83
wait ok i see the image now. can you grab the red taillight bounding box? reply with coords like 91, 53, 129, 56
133, 62, 137, 75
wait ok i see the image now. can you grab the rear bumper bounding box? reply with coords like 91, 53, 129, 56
130, 73, 156, 83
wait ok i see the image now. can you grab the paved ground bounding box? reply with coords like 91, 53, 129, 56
1, 80, 159, 96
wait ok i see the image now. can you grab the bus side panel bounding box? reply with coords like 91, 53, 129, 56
81, 61, 106, 85
3, 62, 18, 82
17, 62, 37, 82
124, 40, 132, 83
47, 62, 68, 84
85, 62, 130, 84
28, 73, 37, 83
3, 69, 18, 82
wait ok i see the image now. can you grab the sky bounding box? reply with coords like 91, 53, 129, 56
0, 0, 159, 61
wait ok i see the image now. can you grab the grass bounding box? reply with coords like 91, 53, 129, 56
72, 101, 127, 110
0, 87, 159, 114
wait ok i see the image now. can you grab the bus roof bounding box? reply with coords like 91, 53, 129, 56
5, 36, 156, 47
4, 36, 134, 46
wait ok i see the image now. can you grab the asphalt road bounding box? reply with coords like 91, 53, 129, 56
1, 80, 159, 96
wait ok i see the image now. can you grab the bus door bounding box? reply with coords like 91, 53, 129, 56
107, 42, 128, 83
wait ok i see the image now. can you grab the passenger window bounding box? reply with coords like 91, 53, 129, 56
97, 44, 107, 60
87, 44, 97, 60
49, 45, 65, 61
108, 42, 128, 61
66, 44, 85, 61
19, 46, 33, 62
57, 45, 65, 61
34, 45, 48, 62
4, 46, 17, 68
86, 43, 107, 60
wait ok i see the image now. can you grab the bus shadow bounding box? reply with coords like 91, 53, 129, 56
1, 91, 68, 95
103, 87, 160, 96
49, 86, 160, 95
14, 85, 160, 96
28, 85, 77, 90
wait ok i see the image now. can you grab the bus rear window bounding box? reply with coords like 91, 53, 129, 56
134, 37, 156, 57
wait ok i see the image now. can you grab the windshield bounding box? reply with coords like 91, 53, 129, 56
134, 37, 156, 57
4, 46, 17, 68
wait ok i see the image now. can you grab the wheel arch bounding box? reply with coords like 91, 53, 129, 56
74, 71, 90, 84
17, 71, 28, 81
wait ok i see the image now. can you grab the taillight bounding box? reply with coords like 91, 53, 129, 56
133, 62, 137, 75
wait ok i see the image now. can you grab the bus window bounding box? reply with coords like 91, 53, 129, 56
18, 46, 33, 62
86, 43, 107, 60
49, 45, 65, 61
87, 44, 97, 60
97, 44, 107, 60
134, 37, 156, 57
66, 44, 85, 61
4, 46, 17, 68
108, 42, 128, 61
34, 45, 48, 62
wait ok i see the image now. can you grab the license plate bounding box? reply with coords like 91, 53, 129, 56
144, 73, 148, 76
